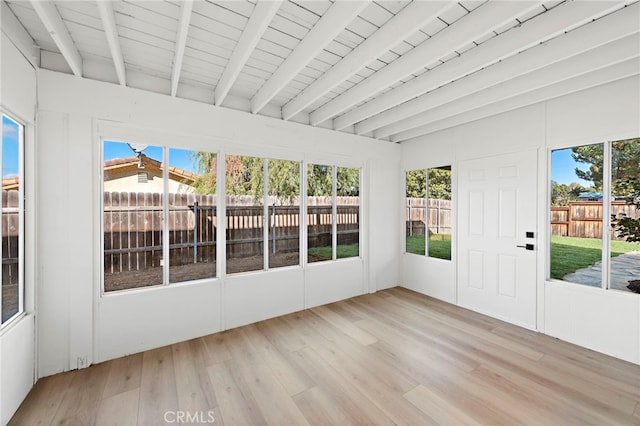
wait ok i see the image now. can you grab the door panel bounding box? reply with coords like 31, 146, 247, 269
458, 150, 537, 329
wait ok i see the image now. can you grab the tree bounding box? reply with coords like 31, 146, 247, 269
191, 154, 360, 199
550, 181, 587, 206
610, 139, 640, 243
572, 139, 640, 191
427, 168, 451, 200
571, 144, 604, 190
406, 169, 426, 198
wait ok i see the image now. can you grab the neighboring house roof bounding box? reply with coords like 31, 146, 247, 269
2, 177, 19, 191
104, 154, 198, 185
578, 192, 602, 200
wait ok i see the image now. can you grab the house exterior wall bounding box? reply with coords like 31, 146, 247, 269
104, 171, 191, 193
35, 69, 401, 378
401, 75, 640, 364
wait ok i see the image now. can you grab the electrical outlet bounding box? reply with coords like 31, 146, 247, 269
77, 356, 88, 369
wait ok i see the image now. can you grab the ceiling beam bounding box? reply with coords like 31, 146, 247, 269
2, 1, 40, 67
215, 1, 282, 106
388, 36, 640, 143
400, 59, 640, 144
280, 1, 452, 121
250, 1, 368, 115
31, 0, 82, 77
309, 0, 543, 127
170, 0, 194, 97
353, 1, 632, 136
369, 1, 640, 138
96, 0, 126, 87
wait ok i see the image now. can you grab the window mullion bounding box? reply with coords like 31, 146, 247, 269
332, 165, 337, 260
263, 158, 269, 271
424, 170, 429, 257
602, 141, 612, 290
162, 147, 170, 285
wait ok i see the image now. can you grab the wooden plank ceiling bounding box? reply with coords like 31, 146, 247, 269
4, 0, 639, 143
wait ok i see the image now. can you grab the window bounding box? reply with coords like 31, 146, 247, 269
405, 166, 452, 260
307, 164, 333, 262
610, 139, 640, 294
307, 164, 361, 262
405, 170, 426, 255
268, 159, 300, 268
550, 139, 640, 294
1, 114, 24, 325
336, 167, 360, 259
225, 155, 264, 274
427, 166, 452, 260
103, 141, 216, 292
226, 155, 302, 274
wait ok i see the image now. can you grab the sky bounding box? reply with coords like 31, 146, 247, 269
551, 148, 592, 187
2, 115, 20, 179
104, 140, 199, 174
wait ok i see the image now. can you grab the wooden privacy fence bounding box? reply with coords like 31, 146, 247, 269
104, 193, 359, 274
2, 189, 20, 286
551, 201, 638, 239
406, 198, 451, 236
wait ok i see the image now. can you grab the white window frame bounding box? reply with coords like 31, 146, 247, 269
0, 112, 25, 327
548, 139, 640, 293
100, 139, 220, 294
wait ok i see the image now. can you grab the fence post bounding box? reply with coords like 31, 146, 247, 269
271, 202, 276, 255
436, 199, 442, 235
193, 200, 198, 263
408, 199, 413, 237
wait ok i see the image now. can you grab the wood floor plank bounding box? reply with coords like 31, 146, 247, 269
293, 385, 352, 425
50, 361, 112, 425
208, 360, 266, 426
101, 352, 143, 400
239, 323, 315, 396
290, 347, 395, 425
404, 384, 483, 426
7, 371, 75, 426
172, 340, 218, 413
10, 287, 640, 425
137, 346, 179, 425
95, 387, 140, 426
311, 304, 377, 346
312, 341, 436, 426
200, 332, 233, 365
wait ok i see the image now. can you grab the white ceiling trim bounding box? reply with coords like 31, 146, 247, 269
372, 2, 640, 139
96, 0, 126, 87
215, 1, 282, 106
390, 36, 640, 142
171, 0, 194, 97
280, 1, 452, 121
401, 59, 640, 143
310, 0, 544, 127
30, 0, 82, 77
354, 0, 633, 136
250, 1, 368, 115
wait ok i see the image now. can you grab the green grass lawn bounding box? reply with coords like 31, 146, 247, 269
550, 235, 640, 279
308, 243, 359, 261
406, 234, 451, 260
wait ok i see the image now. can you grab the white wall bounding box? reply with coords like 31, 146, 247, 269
400, 75, 640, 364
36, 69, 401, 377
0, 33, 37, 424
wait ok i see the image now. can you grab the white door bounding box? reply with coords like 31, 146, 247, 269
458, 150, 537, 329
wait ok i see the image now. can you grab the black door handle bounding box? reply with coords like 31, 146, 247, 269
517, 244, 535, 250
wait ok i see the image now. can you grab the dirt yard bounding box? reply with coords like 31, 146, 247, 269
104, 252, 329, 292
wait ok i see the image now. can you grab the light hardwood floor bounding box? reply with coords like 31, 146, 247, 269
10, 287, 640, 425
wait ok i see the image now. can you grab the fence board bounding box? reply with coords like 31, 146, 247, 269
550, 202, 639, 239
103, 193, 360, 274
